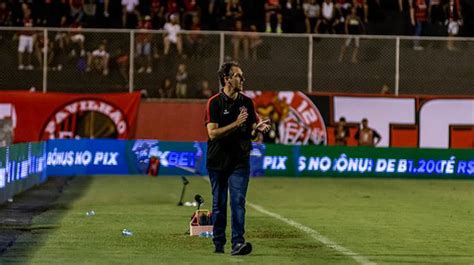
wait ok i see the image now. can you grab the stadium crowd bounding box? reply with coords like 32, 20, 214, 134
0, 0, 472, 35
0, 0, 473, 98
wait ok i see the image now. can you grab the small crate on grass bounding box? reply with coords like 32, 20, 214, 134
189, 209, 213, 236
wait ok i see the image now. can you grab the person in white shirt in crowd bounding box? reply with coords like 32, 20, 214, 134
317, 0, 339, 33
445, 0, 463, 51
68, 23, 86, 57
304, 0, 320, 33
87, 40, 110, 76
17, 5, 34, 70
163, 14, 183, 57
122, 0, 140, 28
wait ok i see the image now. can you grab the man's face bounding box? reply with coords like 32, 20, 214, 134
362, 120, 368, 128
171, 15, 178, 24
228, 66, 245, 92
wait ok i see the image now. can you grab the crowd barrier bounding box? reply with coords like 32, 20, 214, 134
46, 139, 473, 179
46, 139, 207, 176
260, 144, 473, 178
0, 142, 47, 204
1, 139, 472, 204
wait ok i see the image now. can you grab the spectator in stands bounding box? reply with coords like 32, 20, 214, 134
51, 32, 67, 71
338, 6, 365, 63
17, 6, 34, 70
429, 0, 445, 36
1, 0, 473, 38
365, 0, 385, 34
159, 77, 174, 98
186, 15, 205, 58
69, 0, 85, 26
317, 0, 339, 33
227, 0, 244, 19
165, 0, 180, 20
281, 0, 306, 33
114, 48, 129, 84
334, 116, 350, 146
225, 0, 243, 30
304, 0, 320, 33
103, 0, 110, 17
163, 14, 183, 57
183, 0, 200, 29
83, 0, 98, 26
265, 0, 283, 33
34, 32, 55, 70
445, 0, 463, 50
335, 0, 351, 20
150, 0, 165, 29
355, 118, 381, 146
197, 0, 213, 30
195, 79, 213, 98
140, 89, 149, 98
136, 15, 153, 74
175, 63, 188, 98
67, 23, 86, 57
35, 0, 68, 27
248, 24, 263, 61
86, 40, 110, 76
239, 0, 264, 31
232, 20, 249, 60
122, 0, 140, 28
353, 0, 369, 24
380, 84, 390, 94
0, 1, 12, 26
410, 0, 429, 50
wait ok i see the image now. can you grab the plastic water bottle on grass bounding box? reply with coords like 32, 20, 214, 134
86, 210, 95, 217
122, 229, 133, 237
199, 231, 213, 238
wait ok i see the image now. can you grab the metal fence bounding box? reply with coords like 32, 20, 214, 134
0, 27, 472, 97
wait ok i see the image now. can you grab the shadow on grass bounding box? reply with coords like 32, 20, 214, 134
0, 176, 92, 263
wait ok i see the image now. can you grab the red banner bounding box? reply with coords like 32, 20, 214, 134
0, 91, 141, 143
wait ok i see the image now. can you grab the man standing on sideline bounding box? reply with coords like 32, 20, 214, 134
334, 116, 350, 146
204, 61, 270, 256
355, 118, 381, 147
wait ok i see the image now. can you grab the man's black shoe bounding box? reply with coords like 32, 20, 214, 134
231, 242, 252, 256
214, 245, 224, 254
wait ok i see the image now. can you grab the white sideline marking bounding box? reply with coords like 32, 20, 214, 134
248, 202, 375, 265
202, 177, 374, 264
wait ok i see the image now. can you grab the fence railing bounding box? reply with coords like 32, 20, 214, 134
0, 27, 473, 97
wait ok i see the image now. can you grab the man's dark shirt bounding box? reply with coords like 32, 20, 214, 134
205, 91, 257, 171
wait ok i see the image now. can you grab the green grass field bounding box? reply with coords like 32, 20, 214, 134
1, 176, 474, 264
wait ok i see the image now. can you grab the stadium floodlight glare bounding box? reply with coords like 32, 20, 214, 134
177, 176, 189, 206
